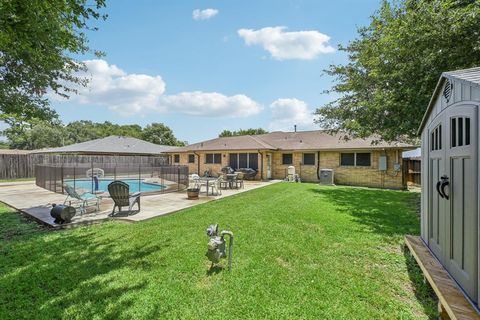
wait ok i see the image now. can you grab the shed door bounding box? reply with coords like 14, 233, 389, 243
427, 114, 446, 260
444, 105, 478, 302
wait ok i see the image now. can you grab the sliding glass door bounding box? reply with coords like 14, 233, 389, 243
229, 153, 258, 170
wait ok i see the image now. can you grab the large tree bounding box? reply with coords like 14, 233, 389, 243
219, 128, 268, 137
315, 0, 480, 142
141, 123, 186, 146
0, 0, 106, 122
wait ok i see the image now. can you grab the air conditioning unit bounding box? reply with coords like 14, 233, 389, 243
319, 169, 334, 185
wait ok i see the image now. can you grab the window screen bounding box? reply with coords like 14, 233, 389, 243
188, 154, 195, 163
229, 153, 238, 169
356, 153, 371, 166
205, 153, 221, 164
303, 153, 315, 165
238, 153, 248, 168
340, 153, 355, 166
213, 153, 221, 164
248, 153, 258, 170
282, 154, 293, 165
174, 154, 180, 163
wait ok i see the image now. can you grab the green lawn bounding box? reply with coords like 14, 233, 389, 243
0, 183, 436, 319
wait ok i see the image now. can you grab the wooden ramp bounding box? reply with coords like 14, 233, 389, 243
405, 235, 480, 320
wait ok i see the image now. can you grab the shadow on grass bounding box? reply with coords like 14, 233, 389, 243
206, 265, 224, 276
311, 187, 420, 239
312, 186, 437, 317
0, 215, 168, 319
403, 245, 438, 319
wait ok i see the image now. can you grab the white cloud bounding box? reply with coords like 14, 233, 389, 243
269, 98, 316, 131
57, 59, 261, 117
238, 26, 335, 60
160, 91, 261, 117
192, 8, 218, 20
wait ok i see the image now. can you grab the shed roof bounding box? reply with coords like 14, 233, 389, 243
168, 130, 415, 153
443, 67, 480, 86
418, 66, 480, 133
33, 136, 174, 155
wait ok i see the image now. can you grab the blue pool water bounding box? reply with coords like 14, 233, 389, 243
65, 179, 165, 193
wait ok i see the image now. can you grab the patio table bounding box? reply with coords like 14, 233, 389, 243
198, 177, 219, 196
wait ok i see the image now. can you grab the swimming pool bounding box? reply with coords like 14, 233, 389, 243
64, 179, 166, 193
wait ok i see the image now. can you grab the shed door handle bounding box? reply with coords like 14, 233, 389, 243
436, 181, 445, 198
440, 176, 449, 200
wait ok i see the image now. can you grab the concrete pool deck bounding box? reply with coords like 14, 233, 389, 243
0, 180, 281, 228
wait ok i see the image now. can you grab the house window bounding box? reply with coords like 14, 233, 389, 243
340, 152, 371, 167
303, 153, 315, 165
174, 154, 180, 163
282, 153, 293, 165
188, 154, 195, 163
205, 153, 221, 164
228, 153, 258, 170
355, 153, 371, 166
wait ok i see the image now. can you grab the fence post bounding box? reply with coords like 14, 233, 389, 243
139, 164, 141, 193
61, 165, 64, 194
177, 166, 180, 191
73, 166, 76, 190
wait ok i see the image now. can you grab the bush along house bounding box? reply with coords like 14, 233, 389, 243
166, 130, 416, 189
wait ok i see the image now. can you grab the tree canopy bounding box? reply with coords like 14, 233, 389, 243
141, 123, 186, 147
2, 121, 185, 149
0, 0, 106, 123
314, 0, 480, 142
219, 128, 268, 137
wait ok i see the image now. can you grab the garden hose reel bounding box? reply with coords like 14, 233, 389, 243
206, 224, 233, 271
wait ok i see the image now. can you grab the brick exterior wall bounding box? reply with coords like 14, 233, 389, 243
270, 149, 404, 189
171, 149, 405, 189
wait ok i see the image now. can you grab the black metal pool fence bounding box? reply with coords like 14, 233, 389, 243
35, 163, 189, 195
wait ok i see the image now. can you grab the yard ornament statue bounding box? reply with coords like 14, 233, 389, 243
206, 224, 233, 271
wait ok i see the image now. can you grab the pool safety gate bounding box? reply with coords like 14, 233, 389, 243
35, 163, 189, 195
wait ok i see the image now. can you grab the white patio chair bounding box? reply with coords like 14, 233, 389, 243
209, 177, 222, 196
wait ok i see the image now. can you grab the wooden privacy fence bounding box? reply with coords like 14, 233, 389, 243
0, 153, 170, 180
403, 158, 421, 186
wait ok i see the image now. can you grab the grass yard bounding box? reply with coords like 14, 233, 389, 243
0, 183, 436, 319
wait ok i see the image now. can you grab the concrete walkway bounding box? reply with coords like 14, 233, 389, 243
0, 180, 280, 228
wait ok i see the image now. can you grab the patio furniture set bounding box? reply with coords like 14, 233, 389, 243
189, 172, 245, 197
62, 180, 141, 220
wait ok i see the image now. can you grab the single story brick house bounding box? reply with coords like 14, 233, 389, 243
166, 130, 416, 189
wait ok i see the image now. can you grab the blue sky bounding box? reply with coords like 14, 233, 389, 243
52, 0, 380, 143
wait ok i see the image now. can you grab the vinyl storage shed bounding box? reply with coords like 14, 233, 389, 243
419, 67, 480, 309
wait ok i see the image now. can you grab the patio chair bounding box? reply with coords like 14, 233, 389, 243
218, 174, 229, 190
209, 177, 222, 196
107, 181, 141, 216
235, 172, 245, 189
63, 184, 101, 215
189, 174, 201, 189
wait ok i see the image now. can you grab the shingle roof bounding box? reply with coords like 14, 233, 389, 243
167, 130, 415, 153
170, 135, 277, 152
33, 136, 174, 155
0, 149, 32, 155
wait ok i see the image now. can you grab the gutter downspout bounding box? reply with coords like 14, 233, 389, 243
317, 151, 321, 180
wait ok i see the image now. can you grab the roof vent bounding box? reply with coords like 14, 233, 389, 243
443, 79, 453, 102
